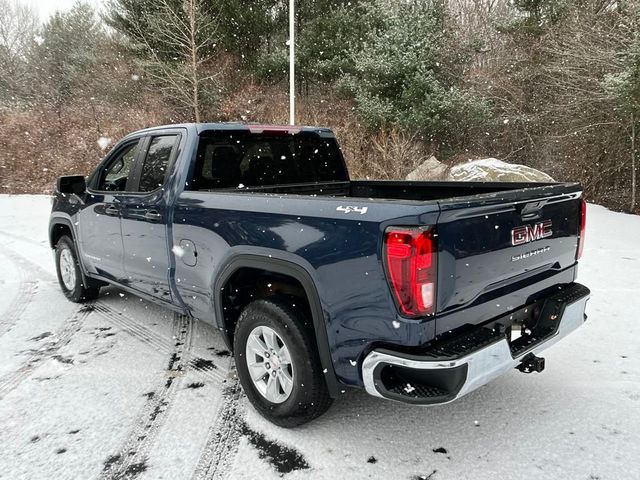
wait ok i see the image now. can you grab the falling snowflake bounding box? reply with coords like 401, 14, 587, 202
97, 137, 112, 150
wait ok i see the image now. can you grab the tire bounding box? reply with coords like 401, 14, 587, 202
234, 298, 333, 428
55, 235, 100, 303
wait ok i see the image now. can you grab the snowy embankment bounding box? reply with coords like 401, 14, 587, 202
449, 158, 555, 182
407, 157, 555, 183
0, 195, 639, 480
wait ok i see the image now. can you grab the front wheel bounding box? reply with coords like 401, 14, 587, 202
55, 235, 100, 303
234, 298, 333, 427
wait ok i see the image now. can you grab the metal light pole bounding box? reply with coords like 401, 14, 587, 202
289, 0, 295, 126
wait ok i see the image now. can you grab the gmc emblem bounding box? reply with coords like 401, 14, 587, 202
511, 220, 553, 246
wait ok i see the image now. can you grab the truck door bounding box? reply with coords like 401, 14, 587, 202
119, 132, 182, 302
79, 138, 142, 282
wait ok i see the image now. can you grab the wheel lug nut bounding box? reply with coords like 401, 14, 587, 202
271, 371, 276, 377
265, 363, 270, 369
265, 352, 270, 358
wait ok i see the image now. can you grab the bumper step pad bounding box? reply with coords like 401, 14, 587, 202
421, 325, 501, 361
388, 382, 448, 399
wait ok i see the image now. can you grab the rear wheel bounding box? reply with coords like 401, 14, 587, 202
55, 235, 100, 303
234, 298, 333, 427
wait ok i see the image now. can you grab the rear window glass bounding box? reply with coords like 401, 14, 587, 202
138, 135, 178, 192
190, 132, 347, 190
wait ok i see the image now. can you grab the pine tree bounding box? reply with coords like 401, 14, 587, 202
30, 2, 104, 116
344, 0, 489, 151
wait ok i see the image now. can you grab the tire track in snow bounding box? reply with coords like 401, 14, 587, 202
0, 250, 38, 338
0, 229, 50, 249
0, 229, 242, 476
0, 243, 58, 338
1, 234, 229, 384
190, 378, 245, 480
0, 239, 56, 282
94, 304, 242, 480
93, 302, 174, 354
0, 303, 94, 399
93, 302, 227, 385
99, 312, 195, 480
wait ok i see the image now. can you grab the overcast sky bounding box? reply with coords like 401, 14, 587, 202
18, 0, 104, 22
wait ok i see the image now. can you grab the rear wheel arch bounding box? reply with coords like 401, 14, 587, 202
214, 254, 339, 397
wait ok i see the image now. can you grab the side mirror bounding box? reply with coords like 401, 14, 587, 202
57, 175, 87, 195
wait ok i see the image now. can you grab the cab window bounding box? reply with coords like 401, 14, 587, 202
95, 141, 139, 192
137, 135, 179, 192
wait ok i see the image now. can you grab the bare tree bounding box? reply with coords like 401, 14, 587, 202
0, 0, 39, 104
132, 0, 219, 122
537, 5, 640, 211
448, 0, 512, 67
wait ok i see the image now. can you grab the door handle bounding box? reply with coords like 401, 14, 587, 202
105, 205, 119, 216
145, 210, 162, 222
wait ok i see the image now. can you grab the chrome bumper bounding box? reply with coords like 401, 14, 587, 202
362, 287, 589, 404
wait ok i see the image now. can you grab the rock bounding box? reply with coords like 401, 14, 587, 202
448, 158, 554, 183
406, 156, 448, 181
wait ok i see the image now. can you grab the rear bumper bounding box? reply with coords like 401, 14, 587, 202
361, 283, 590, 405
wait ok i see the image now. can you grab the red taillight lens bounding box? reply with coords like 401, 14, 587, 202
384, 227, 437, 317
577, 200, 586, 259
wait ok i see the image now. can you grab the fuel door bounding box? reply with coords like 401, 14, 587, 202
178, 239, 197, 267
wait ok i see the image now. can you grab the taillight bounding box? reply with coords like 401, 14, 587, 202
576, 199, 587, 259
384, 227, 437, 317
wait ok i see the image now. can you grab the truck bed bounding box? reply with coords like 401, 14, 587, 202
182, 177, 582, 340
198, 179, 576, 203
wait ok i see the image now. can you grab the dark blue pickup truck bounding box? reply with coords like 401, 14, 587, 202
50, 123, 589, 426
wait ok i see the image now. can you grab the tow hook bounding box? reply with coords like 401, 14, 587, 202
517, 354, 546, 374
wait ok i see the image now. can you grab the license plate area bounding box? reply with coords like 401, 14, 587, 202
504, 297, 560, 357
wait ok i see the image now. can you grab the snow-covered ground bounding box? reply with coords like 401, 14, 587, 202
0, 195, 639, 480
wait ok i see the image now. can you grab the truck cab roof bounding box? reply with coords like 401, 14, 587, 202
125, 122, 335, 138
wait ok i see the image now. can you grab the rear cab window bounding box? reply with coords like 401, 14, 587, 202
137, 135, 180, 192
189, 130, 348, 190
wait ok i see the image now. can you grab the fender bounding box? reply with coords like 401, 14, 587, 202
213, 252, 340, 397
48, 213, 76, 248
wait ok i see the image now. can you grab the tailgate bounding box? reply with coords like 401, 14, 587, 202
435, 184, 583, 335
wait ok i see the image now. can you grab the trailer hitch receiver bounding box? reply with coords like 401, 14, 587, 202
517, 354, 546, 374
